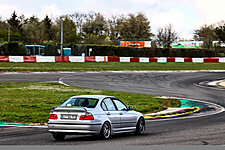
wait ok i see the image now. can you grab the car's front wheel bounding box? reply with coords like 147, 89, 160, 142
52, 132, 66, 140
136, 117, 145, 135
99, 121, 111, 139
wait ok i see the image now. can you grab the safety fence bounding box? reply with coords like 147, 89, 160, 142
0, 56, 225, 63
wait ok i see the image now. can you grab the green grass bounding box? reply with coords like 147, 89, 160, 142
0, 82, 180, 124
0, 62, 225, 72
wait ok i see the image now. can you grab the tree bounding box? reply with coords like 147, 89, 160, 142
215, 23, 225, 43
193, 24, 217, 49
69, 12, 87, 43
108, 15, 125, 43
82, 12, 109, 44
82, 12, 108, 36
53, 16, 78, 44
156, 24, 178, 49
7, 11, 23, 34
22, 15, 44, 44
0, 18, 9, 43
118, 12, 153, 40
42, 15, 53, 41
7, 11, 24, 42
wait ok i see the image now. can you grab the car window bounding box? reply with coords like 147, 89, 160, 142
102, 98, 116, 111
60, 98, 98, 108
101, 101, 108, 111
113, 99, 127, 111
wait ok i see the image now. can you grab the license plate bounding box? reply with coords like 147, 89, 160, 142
61, 114, 77, 120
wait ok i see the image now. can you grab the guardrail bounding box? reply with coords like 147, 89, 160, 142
0, 56, 225, 63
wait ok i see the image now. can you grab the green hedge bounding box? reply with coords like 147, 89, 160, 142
0, 43, 27, 56
1, 43, 225, 57
87, 45, 225, 57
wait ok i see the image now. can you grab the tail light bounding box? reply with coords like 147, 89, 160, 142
79, 115, 94, 120
49, 114, 58, 120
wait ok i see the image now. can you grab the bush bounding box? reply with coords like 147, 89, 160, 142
87, 45, 223, 57
0, 43, 26, 56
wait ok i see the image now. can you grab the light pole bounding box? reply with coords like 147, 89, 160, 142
60, 17, 64, 56
8, 25, 10, 43
89, 48, 92, 56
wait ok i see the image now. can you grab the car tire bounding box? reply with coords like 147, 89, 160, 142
99, 121, 111, 140
136, 117, 145, 135
52, 133, 66, 140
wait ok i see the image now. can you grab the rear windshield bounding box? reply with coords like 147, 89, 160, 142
60, 98, 99, 108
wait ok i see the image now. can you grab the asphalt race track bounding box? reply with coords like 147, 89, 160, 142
0, 71, 225, 145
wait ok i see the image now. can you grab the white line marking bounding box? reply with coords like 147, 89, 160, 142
194, 83, 225, 91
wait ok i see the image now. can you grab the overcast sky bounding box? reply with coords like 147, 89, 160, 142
0, 0, 224, 39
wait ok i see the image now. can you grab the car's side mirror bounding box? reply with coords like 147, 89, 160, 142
128, 106, 133, 111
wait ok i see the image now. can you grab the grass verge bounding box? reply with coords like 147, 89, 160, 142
0, 82, 180, 124
0, 62, 225, 72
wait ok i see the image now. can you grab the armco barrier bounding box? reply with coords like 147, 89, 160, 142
96, 56, 105, 62
184, 58, 192, 62
149, 57, 157, 62
157, 57, 167, 63
36, 56, 55, 62
9, 56, 24, 62
0, 56, 225, 63
108, 56, 120, 62
85, 56, 96, 62
0, 56, 9, 62
193, 58, 204, 63
69, 56, 84, 62
167, 57, 175, 62
23, 56, 36, 62
219, 58, 225, 63
175, 58, 185, 62
204, 58, 219, 63
120, 57, 130, 62
55, 56, 69, 62
130, 57, 139, 62
140, 58, 149, 62
211, 58, 219, 63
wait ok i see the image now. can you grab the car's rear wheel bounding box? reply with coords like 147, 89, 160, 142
52, 132, 66, 140
99, 121, 111, 139
136, 117, 145, 135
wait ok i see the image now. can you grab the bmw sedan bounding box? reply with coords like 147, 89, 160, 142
48, 95, 145, 140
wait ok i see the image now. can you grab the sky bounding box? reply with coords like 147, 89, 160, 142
0, 0, 225, 40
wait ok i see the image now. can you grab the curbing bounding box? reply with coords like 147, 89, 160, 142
1, 56, 225, 63
0, 122, 48, 128
144, 107, 201, 120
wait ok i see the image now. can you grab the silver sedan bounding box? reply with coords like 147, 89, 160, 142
48, 95, 145, 140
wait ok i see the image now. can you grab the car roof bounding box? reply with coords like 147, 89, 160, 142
71, 95, 115, 100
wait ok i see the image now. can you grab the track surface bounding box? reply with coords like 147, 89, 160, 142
0, 72, 225, 145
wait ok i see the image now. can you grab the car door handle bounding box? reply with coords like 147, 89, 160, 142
106, 112, 111, 115
119, 112, 123, 115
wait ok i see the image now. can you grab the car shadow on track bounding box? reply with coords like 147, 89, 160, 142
51, 133, 152, 142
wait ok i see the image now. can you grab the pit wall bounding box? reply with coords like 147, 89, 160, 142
0, 56, 225, 63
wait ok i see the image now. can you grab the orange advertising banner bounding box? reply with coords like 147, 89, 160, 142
121, 41, 146, 47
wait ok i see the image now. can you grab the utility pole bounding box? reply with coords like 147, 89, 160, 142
8, 26, 10, 43
60, 17, 64, 56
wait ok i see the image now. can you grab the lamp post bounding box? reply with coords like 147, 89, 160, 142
89, 48, 92, 56
8, 25, 10, 43
60, 17, 64, 56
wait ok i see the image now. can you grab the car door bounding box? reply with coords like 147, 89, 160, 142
101, 98, 121, 131
112, 99, 137, 129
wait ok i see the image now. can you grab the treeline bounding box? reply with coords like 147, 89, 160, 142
0, 11, 152, 45
193, 22, 225, 49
